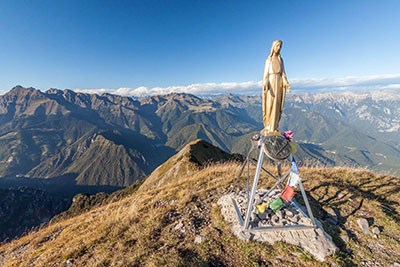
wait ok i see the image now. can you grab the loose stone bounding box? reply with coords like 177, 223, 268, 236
357, 218, 370, 234
340, 233, 350, 243
372, 226, 380, 235
276, 210, 283, 219
174, 221, 183, 230
194, 235, 206, 243
271, 214, 279, 224
286, 210, 294, 217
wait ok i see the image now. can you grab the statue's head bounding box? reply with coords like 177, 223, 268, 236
269, 40, 282, 56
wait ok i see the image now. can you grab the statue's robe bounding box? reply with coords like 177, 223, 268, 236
262, 55, 287, 134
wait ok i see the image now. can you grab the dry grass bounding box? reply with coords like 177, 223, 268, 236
1, 161, 400, 266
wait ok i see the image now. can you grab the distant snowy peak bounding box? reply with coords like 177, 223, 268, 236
285, 90, 400, 134
288, 89, 400, 103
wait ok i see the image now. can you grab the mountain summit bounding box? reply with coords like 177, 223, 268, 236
140, 139, 241, 190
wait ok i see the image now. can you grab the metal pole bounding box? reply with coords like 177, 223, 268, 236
276, 162, 284, 190
248, 158, 279, 181
257, 169, 291, 205
231, 142, 255, 193
231, 197, 244, 226
298, 179, 317, 226
249, 224, 316, 232
246, 157, 250, 202
243, 144, 264, 230
289, 200, 308, 218
277, 162, 282, 178
232, 160, 247, 190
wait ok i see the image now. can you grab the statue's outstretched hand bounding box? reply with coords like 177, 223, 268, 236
285, 83, 291, 92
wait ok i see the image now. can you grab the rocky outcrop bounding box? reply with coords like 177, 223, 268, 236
140, 139, 242, 190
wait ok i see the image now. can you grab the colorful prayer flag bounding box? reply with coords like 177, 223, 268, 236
288, 171, 300, 188
256, 203, 268, 214
290, 142, 297, 153
281, 185, 295, 202
269, 197, 284, 211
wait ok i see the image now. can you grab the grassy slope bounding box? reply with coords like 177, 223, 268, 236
49, 180, 143, 224
141, 139, 239, 191
1, 160, 400, 266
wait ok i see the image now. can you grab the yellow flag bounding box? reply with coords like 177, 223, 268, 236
256, 203, 268, 214
290, 142, 297, 154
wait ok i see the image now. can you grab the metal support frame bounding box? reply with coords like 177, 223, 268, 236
231, 135, 317, 232
243, 144, 265, 229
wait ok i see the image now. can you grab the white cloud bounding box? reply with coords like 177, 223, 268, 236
381, 83, 400, 90
74, 74, 400, 97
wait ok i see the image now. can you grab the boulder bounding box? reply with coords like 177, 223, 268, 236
372, 226, 380, 235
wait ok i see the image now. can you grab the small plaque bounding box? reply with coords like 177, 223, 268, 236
264, 136, 291, 160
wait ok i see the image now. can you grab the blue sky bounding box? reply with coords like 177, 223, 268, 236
0, 0, 399, 96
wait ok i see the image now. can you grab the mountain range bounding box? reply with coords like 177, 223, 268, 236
0, 86, 398, 190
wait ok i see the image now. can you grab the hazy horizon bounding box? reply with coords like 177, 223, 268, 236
3, 80, 400, 99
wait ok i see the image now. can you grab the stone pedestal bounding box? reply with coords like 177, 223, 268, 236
218, 192, 338, 261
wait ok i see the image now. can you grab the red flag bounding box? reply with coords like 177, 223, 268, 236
281, 185, 295, 202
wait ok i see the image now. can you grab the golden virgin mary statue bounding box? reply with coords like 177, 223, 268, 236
261, 40, 291, 136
